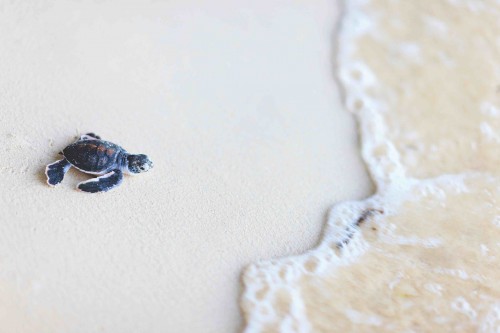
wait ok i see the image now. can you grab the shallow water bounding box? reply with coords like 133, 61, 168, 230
241, 0, 500, 331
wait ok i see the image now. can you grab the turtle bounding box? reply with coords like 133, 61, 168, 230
45, 133, 153, 193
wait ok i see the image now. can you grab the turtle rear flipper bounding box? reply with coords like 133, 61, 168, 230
80, 133, 101, 141
77, 169, 123, 193
46, 159, 71, 187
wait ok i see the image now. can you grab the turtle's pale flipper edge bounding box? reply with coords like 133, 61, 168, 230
77, 169, 123, 193
46, 159, 71, 187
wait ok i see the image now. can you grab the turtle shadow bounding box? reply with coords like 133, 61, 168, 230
37, 166, 48, 185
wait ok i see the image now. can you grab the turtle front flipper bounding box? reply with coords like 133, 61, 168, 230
77, 169, 123, 193
80, 133, 101, 140
46, 159, 71, 187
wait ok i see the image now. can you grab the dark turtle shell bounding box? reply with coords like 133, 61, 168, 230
63, 140, 123, 173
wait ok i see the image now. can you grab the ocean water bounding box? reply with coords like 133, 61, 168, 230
241, 0, 500, 331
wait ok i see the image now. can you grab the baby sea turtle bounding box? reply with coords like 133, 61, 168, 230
45, 133, 153, 193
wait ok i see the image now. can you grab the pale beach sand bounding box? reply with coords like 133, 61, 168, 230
0, 1, 372, 332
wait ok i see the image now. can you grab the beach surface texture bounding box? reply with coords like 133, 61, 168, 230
241, 0, 500, 332
0, 1, 372, 332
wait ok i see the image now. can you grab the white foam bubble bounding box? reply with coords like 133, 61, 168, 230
479, 302, 500, 333
451, 297, 477, 320
398, 42, 422, 62
480, 122, 500, 143
481, 102, 500, 117
480, 244, 490, 256
424, 282, 444, 296
492, 216, 500, 227
344, 308, 383, 326
424, 16, 449, 36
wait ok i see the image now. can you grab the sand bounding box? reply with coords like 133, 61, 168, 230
241, 0, 500, 332
0, 1, 372, 332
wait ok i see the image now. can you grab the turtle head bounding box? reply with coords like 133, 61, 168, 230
127, 154, 153, 174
